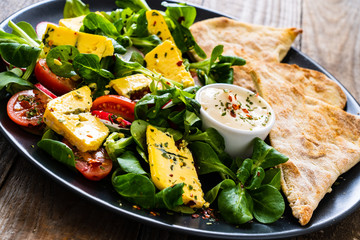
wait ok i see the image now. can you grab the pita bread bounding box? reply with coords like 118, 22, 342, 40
252, 70, 360, 225
250, 59, 347, 109
190, 17, 302, 62
191, 17, 346, 108
190, 17, 301, 92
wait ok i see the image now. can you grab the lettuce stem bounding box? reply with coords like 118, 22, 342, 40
8, 20, 39, 48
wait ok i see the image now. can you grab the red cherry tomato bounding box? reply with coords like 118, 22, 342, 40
63, 139, 113, 181
92, 95, 136, 122
34, 58, 77, 95
7, 89, 48, 127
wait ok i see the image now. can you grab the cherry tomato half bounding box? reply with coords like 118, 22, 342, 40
7, 89, 48, 127
92, 95, 136, 122
34, 58, 77, 95
63, 139, 113, 181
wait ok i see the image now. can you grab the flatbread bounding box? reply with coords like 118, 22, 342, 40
250, 59, 347, 109
190, 17, 302, 62
190, 17, 301, 92
191, 17, 346, 108
252, 69, 360, 225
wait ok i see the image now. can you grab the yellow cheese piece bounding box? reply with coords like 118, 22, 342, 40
76, 32, 107, 58
42, 23, 79, 56
144, 40, 194, 87
146, 10, 182, 56
59, 15, 85, 32
42, 23, 114, 59
146, 11, 174, 42
103, 38, 115, 57
46, 86, 92, 114
146, 125, 206, 208
43, 86, 109, 152
109, 74, 151, 99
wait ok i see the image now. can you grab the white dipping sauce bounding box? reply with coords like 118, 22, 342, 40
198, 87, 271, 131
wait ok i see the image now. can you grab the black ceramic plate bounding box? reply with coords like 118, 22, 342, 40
1, 0, 360, 239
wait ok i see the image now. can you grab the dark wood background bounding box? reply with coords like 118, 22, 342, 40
1, 0, 359, 239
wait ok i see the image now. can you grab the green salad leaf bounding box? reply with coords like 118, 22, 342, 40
115, 0, 151, 12
189, 141, 236, 179
37, 139, 76, 169
161, 1, 206, 58
74, 53, 114, 80
63, 0, 90, 18
204, 179, 236, 204
130, 119, 150, 151
236, 158, 253, 184
155, 183, 184, 209
0, 30, 28, 45
46, 45, 80, 78
250, 185, 285, 224
189, 137, 289, 225
186, 127, 225, 154
0, 71, 33, 95
116, 151, 148, 175
218, 184, 253, 225
190, 45, 246, 85
11, 21, 40, 44
0, 43, 40, 68
104, 132, 134, 160
162, 2, 196, 28
7, 20, 39, 48
112, 171, 155, 209
262, 168, 281, 190
251, 137, 289, 169
246, 167, 265, 190
82, 12, 120, 37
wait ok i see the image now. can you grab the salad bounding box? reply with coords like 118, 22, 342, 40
0, 0, 289, 225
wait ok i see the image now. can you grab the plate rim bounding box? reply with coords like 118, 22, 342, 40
0, 0, 360, 239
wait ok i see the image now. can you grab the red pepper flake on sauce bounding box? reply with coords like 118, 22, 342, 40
176, 61, 183, 66
199, 87, 271, 130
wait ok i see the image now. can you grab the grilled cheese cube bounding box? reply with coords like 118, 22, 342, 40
109, 74, 151, 99
42, 23, 114, 59
42, 23, 78, 55
76, 32, 107, 58
43, 86, 109, 152
144, 40, 194, 87
46, 86, 92, 114
59, 15, 85, 32
146, 10, 182, 56
102, 38, 115, 57
146, 125, 206, 208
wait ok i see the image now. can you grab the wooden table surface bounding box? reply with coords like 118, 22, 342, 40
1, 0, 359, 239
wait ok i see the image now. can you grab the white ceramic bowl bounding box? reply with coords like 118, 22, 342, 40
195, 84, 275, 158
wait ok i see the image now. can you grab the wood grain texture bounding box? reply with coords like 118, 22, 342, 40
200, 0, 302, 49
0, 0, 359, 239
301, 0, 360, 100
